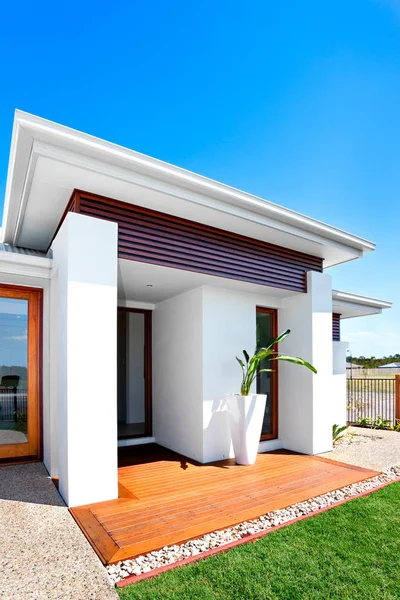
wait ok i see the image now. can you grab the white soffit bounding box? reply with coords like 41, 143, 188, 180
118, 259, 298, 304
3, 111, 376, 267
332, 289, 392, 319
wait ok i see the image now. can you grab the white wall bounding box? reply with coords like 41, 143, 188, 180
201, 286, 282, 462
152, 285, 284, 463
332, 341, 349, 427
279, 271, 333, 455
51, 212, 119, 507
152, 280, 335, 462
152, 287, 204, 461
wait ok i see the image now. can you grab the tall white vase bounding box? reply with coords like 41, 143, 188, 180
226, 394, 267, 465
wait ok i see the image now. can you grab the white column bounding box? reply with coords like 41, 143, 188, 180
279, 271, 333, 455
152, 287, 204, 462
332, 341, 349, 427
202, 287, 256, 463
51, 212, 119, 507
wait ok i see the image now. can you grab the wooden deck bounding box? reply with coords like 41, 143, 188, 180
70, 444, 378, 565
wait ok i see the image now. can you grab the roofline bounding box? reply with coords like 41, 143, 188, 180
0, 246, 52, 279
2, 110, 376, 258
332, 289, 392, 310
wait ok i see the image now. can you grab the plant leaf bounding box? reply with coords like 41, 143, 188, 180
272, 354, 317, 373
272, 329, 291, 345
261, 329, 291, 351
243, 350, 250, 364
236, 357, 245, 372
255, 348, 273, 360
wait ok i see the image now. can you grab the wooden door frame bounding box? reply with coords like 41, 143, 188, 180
117, 307, 152, 438
0, 284, 42, 462
257, 306, 278, 441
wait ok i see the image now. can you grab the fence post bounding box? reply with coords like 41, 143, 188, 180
13, 386, 17, 422
395, 375, 400, 423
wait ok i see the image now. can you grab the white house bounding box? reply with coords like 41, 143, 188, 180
0, 111, 391, 507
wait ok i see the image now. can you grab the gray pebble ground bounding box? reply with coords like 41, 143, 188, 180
0, 462, 117, 600
320, 426, 400, 471
2, 427, 400, 596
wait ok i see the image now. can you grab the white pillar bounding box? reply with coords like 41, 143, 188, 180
202, 286, 256, 463
152, 287, 204, 462
51, 212, 119, 507
279, 271, 333, 455
332, 341, 349, 427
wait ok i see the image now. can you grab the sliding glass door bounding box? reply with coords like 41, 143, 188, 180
256, 307, 278, 440
0, 285, 41, 461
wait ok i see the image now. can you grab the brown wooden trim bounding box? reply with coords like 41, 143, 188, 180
332, 313, 341, 342
395, 375, 400, 423
74, 189, 81, 214
70, 505, 121, 565
55, 189, 323, 293
37, 288, 43, 461
145, 310, 152, 437
117, 307, 152, 438
74, 190, 324, 265
257, 306, 278, 441
0, 284, 42, 462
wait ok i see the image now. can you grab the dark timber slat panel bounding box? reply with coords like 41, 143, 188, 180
333, 313, 341, 341
68, 192, 323, 293
70, 444, 379, 565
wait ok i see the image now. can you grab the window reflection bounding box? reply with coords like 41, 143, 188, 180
0, 298, 28, 445
256, 309, 276, 437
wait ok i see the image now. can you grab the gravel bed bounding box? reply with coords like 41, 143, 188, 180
320, 426, 400, 471
107, 465, 400, 585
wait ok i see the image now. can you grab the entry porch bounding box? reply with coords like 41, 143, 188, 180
70, 444, 378, 565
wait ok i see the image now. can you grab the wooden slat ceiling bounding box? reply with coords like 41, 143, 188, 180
69, 191, 323, 293
332, 313, 341, 341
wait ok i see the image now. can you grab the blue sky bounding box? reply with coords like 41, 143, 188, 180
0, 0, 399, 357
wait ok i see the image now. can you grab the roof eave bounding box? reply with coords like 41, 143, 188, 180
332, 289, 392, 310
2, 110, 376, 261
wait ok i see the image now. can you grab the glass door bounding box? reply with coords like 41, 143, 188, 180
256, 307, 278, 440
0, 285, 41, 461
117, 308, 152, 439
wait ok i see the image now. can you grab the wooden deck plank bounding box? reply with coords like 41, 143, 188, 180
70, 444, 379, 565
101, 471, 376, 542
95, 465, 337, 523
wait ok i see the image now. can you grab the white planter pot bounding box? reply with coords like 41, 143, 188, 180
226, 394, 267, 465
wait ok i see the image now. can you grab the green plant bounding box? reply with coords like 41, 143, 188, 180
357, 416, 374, 427
374, 415, 391, 429
332, 423, 347, 443
391, 419, 400, 432
236, 329, 317, 396
357, 415, 391, 430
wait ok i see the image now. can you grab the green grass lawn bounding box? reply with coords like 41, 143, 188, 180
117, 482, 400, 600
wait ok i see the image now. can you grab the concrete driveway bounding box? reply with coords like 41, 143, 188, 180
0, 462, 118, 600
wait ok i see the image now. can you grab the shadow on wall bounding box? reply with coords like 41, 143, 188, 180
203, 398, 233, 462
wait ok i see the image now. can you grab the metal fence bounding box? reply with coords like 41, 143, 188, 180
347, 367, 400, 378
347, 378, 395, 425
0, 389, 27, 422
